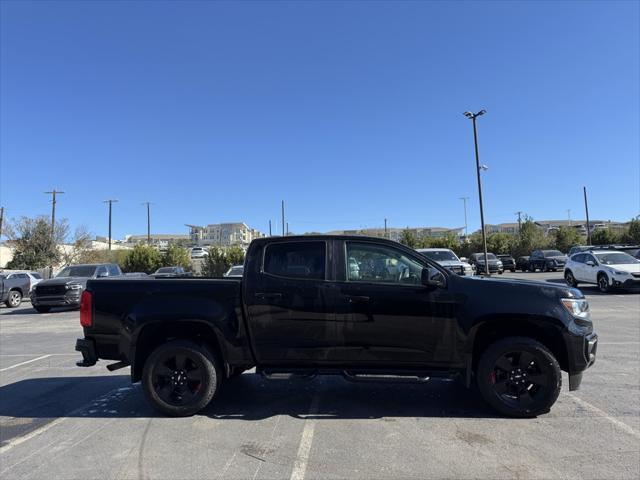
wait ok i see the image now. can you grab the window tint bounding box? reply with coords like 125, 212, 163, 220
96, 266, 108, 277
264, 242, 326, 280
585, 254, 597, 264
31, 273, 43, 279
107, 264, 121, 276
346, 242, 424, 285
573, 254, 585, 263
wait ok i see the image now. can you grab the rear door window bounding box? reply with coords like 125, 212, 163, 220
264, 242, 326, 280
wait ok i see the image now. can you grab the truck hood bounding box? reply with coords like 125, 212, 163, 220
461, 275, 583, 299
37, 277, 90, 287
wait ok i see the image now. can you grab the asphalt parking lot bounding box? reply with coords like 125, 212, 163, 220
0, 271, 638, 480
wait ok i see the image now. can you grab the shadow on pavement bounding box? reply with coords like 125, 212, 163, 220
0, 305, 79, 315
0, 373, 499, 427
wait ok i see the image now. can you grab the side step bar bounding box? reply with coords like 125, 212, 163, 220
258, 368, 457, 384
343, 372, 430, 383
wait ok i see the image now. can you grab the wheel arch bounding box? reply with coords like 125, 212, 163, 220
469, 315, 569, 374
131, 320, 227, 383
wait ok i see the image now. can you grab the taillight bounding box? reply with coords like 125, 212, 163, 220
80, 290, 93, 328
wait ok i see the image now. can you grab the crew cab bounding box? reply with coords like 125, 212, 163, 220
76, 236, 597, 418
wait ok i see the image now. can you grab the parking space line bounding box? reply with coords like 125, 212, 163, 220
568, 393, 640, 439
0, 353, 77, 357
0, 355, 51, 372
290, 393, 321, 480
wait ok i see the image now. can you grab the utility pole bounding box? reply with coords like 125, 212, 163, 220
464, 110, 490, 276
269, 220, 272, 236
286, 222, 289, 236
281, 200, 285, 237
142, 202, 151, 244
103, 199, 118, 250
567, 209, 572, 226
583, 187, 591, 244
515, 211, 523, 233
459, 198, 469, 236
384, 218, 388, 238
45, 189, 64, 239
0, 206, 4, 240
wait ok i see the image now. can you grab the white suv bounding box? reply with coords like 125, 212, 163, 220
564, 250, 640, 292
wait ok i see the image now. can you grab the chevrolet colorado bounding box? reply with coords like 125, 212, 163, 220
76, 236, 597, 418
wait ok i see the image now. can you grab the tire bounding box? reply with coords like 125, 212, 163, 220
597, 273, 610, 293
542, 262, 549, 273
34, 306, 51, 313
510, 268, 516, 273
142, 340, 220, 417
476, 336, 562, 418
5, 290, 22, 308
529, 263, 536, 272
564, 270, 578, 288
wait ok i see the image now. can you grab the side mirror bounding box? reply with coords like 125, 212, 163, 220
585, 261, 595, 267
421, 267, 446, 288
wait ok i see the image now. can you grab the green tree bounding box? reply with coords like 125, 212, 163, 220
226, 245, 246, 266
486, 232, 514, 254
621, 218, 640, 244
553, 226, 584, 253
201, 246, 230, 277
399, 228, 418, 248
591, 228, 620, 245
161, 244, 191, 270
121, 243, 161, 273
511, 218, 551, 258
6, 216, 63, 269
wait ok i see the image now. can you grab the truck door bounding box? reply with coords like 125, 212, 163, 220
332, 240, 459, 367
244, 240, 338, 365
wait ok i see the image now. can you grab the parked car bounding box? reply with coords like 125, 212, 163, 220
528, 250, 568, 272
31, 263, 122, 313
497, 255, 516, 272
125, 272, 149, 277
564, 250, 640, 292
224, 265, 244, 278
153, 267, 192, 278
3, 271, 43, 293
516, 256, 530, 272
76, 235, 597, 418
190, 247, 208, 259
0, 273, 30, 308
468, 252, 503, 274
416, 248, 474, 275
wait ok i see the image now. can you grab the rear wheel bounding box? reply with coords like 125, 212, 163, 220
142, 340, 220, 417
597, 273, 610, 293
477, 337, 561, 417
5, 290, 22, 308
34, 306, 51, 313
564, 270, 578, 287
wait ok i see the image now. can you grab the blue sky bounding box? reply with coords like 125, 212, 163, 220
1, 0, 638, 240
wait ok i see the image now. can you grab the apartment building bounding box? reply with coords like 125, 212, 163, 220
327, 226, 465, 242
187, 222, 265, 247
123, 234, 190, 249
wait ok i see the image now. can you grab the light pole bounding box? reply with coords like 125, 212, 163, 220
103, 199, 118, 250
463, 109, 490, 276
459, 197, 469, 237
583, 187, 591, 244
142, 202, 152, 244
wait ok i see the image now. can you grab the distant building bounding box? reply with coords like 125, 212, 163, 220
326, 226, 464, 242
186, 223, 265, 247
481, 220, 628, 236
123, 234, 190, 249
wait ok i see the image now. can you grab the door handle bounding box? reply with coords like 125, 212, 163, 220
254, 292, 283, 300
346, 295, 369, 303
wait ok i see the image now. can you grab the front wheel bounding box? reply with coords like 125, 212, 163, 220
597, 273, 610, 293
476, 336, 562, 418
5, 290, 22, 308
142, 340, 220, 417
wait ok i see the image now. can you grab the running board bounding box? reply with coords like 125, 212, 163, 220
260, 370, 317, 381
343, 372, 431, 383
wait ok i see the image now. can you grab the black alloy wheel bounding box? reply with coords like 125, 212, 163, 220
477, 337, 561, 417
142, 340, 219, 416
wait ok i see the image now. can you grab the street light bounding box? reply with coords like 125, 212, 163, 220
463, 109, 490, 276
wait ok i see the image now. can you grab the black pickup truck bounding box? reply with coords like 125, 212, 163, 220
76, 235, 597, 418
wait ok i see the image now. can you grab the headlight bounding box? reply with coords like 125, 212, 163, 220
612, 270, 629, 276
561, 298, 590, 320
66, 284, 83, 290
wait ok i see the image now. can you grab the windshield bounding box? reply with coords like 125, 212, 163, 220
474, 253, 497, 261
31, 273, 42, 279
56, 266, 97, 278
420, 250, 458, 262
544, 250, 564, 257
595, 252, 639, 265
156, 267, 176, 273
